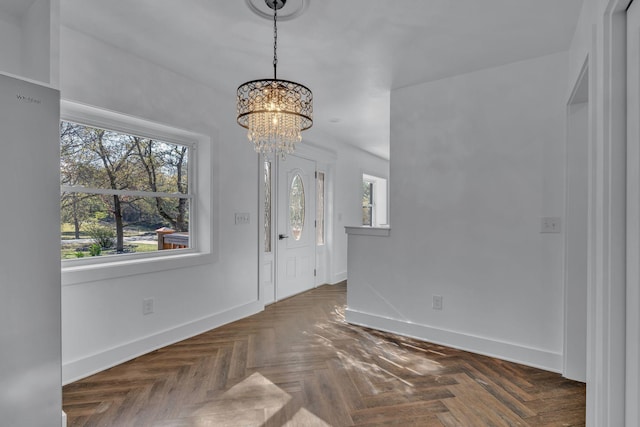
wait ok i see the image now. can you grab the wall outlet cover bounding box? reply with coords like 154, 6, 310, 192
143, 297, 154, 315
433, 295, 443, 310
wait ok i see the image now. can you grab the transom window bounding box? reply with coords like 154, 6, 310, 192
60, 120, 193, 260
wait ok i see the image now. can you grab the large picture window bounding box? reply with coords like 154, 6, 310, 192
60, 121, 193, 260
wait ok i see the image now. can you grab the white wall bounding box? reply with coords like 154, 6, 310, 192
347, 51, 568, 371
22, 0, 50, 84
60, 27, 261, 383
567, 0, 596, 99
0, 14, 22, 77
0, 0, 57, 86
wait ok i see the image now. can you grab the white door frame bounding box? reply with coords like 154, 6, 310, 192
258, 142, 337, 304
626, 0, 640, 424
586, 0, 631, 425
259, 156, 276, 304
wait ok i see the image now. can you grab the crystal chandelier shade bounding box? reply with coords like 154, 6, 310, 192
237, 0, 313, 157
237, 79, 313, 155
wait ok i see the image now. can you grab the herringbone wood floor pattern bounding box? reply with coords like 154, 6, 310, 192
63, 283, 586, 426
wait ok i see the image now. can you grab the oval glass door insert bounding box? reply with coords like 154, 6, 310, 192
289, 174, 305, 240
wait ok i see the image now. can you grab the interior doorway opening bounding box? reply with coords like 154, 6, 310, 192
564, 57, 589, 383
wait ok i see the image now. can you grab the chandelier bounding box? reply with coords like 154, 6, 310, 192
237, 0, 313, 158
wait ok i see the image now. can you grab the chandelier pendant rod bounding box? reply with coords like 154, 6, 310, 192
273, 2, 278, 80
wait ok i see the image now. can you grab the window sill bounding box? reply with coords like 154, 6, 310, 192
62, 251, 213, 286
344, 226, 391, 237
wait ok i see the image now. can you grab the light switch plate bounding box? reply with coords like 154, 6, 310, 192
541, 217, 562, 233
235, 212, 250, 225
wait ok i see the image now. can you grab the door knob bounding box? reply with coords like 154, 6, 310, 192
279, 234, 289, 240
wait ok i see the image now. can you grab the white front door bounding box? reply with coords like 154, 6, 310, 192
277, 155, 316, 300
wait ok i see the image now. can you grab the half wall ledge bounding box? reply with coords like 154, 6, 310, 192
344, 226, 391, 237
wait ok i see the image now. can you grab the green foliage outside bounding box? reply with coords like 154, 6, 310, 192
85, 221, 115, 249
362, 181, 373, 225
89, 244, 102, 257
62, 233, 157, 259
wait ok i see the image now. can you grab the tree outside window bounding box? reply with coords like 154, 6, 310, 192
362, 180, 374, 226
60, 121, 192, 259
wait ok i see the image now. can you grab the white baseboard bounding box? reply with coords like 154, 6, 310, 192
62, 300, 264, 385
345, 308, 562, 373
62, 410, 67, 427
331, 271, 347, 284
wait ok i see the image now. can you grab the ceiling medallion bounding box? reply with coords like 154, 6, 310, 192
244, 0, 309, 21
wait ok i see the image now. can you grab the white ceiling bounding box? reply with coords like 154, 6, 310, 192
60, 0, 584, 159
0, 0, 37, 19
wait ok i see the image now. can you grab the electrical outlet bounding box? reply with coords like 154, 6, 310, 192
235, 212, 250, 225
143, 297, 154, 315
541, 217, 562, 233
433, 295, 443, 310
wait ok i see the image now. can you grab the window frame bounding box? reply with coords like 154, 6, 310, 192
60, 100, 214, 286
362, 173, 388, 227
362, 179, 374, 226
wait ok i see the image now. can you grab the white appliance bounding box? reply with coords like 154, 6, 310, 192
0, 73, 62, 426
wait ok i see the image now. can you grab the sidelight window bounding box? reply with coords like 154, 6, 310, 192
316, 171, 325, 245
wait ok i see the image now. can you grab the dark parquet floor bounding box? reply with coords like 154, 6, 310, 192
63, 282, 586, 426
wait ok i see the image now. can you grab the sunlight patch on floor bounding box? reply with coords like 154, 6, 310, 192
309, 309, 444, 396
284, 408, 332, 426
163, 372, 331, 427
